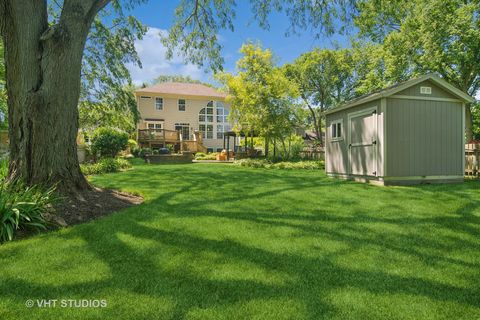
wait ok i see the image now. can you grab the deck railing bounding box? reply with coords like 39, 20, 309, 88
138, 129, 180, 142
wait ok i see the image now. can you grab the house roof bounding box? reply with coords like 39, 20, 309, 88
326, 74, 475, 115
135, 82, 227, 99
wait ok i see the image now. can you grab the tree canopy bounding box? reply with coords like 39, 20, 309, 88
354, 0, 480, 140
218, 43, 300, 155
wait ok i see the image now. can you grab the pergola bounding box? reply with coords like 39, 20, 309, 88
222, 130, 257, 153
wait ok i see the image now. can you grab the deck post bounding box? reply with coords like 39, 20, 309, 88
226, 136, 230, 159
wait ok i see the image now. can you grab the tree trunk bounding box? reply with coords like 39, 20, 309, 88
466, 104, 473, 143
2, 1, 104, 193
318, 112, 323, 147
303, 96, 322, 146
264, 136, 269, 157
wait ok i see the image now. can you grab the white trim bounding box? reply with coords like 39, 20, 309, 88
330, 119, 344, 141
420, 86, 432, 94
326, 173, 349, 179
462, 103, 466, 175
383, 175, 464, 181
381, 98, 387, 177
347, 106, 378, 176
145, 120, 164, 129
325, 74, 474, 115
389, 95, 463, 102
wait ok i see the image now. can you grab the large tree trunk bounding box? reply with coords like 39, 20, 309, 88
1, 0, 106, 193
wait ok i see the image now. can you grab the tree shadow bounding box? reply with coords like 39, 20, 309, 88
1, 164, 479, 319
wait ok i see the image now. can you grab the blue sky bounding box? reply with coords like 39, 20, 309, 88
126, 1, 352, 85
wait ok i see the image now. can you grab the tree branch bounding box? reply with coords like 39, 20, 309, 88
86, 0, 111, 23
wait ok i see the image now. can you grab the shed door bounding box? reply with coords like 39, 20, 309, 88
348, 109, 377, 176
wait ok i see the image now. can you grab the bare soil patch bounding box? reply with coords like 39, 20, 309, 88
50, 187, 143, 226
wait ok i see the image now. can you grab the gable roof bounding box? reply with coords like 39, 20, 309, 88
326, 74, 475, 115
135, 82, 227, 99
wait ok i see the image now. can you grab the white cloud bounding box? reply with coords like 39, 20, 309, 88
127, 27, 206, 85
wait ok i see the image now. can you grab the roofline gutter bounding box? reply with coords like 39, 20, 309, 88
134, 91, 227, 100
325, 74, 475, 116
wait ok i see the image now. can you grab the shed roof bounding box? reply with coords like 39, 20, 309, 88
135, 82, 227, 99
325, 74, 475, 115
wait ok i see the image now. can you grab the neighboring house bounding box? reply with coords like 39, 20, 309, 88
135, 83, 232, 152
325, 73, 474, 185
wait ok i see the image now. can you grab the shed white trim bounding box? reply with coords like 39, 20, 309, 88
326, 74, 475, 115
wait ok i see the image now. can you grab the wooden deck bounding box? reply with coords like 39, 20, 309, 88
137, 129, 207, 153
138, 129, 180, 145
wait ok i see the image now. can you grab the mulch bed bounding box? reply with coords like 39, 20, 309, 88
49, 187, 143, 226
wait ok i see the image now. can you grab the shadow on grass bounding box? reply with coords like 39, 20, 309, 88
1, 164, 479, 319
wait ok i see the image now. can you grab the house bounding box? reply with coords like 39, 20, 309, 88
135, 82, 232, 152
325, 74, 474, 185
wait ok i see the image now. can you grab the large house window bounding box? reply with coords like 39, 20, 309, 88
178, 99, 186, 111
216, 102, 230, 139
199, 101, 214, 123
216, 102, 229, 123
175, 123, 190, 140
199, 124, 213, 139
198, 101, 215, 139
155, 97, 163, 110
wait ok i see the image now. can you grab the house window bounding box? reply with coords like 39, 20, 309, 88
199, 124, 213, 139
216, 102, 229, 123
199, 101, 214, 139
178, 99, 186, 111
216, 124, 231, 139
331, 120, 343, 141
155, 97, 163, 110
206, 124, 213, 139
175, 123, 190, 140
147, 122, 163, 130
140, 96, 151, 99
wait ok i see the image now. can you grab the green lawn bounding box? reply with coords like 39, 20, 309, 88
0, 162, 479, 319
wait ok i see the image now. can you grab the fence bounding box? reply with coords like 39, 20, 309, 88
299, 147, 325, 161
465, 143, 480, 178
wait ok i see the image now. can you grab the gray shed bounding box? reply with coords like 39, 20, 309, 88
325, 74, 474, 185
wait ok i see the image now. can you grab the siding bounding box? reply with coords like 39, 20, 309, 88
386, 98, 463, 176
136, 93, 231, 149
395, 80, 455, 99
326, 99, 384, 176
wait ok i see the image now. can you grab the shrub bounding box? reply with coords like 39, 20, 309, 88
91, 128, 129, 158
131, 147, 140, 158
166, 144, 174, 153
195, 152, 217, 160
127, 139, 138, 151
81, 158, 132, 175
159, 147, 170, 154
233, 159, 324, 170
0, 158, 8, 180
138, 148, 152, 158
0, 182, 56, 243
